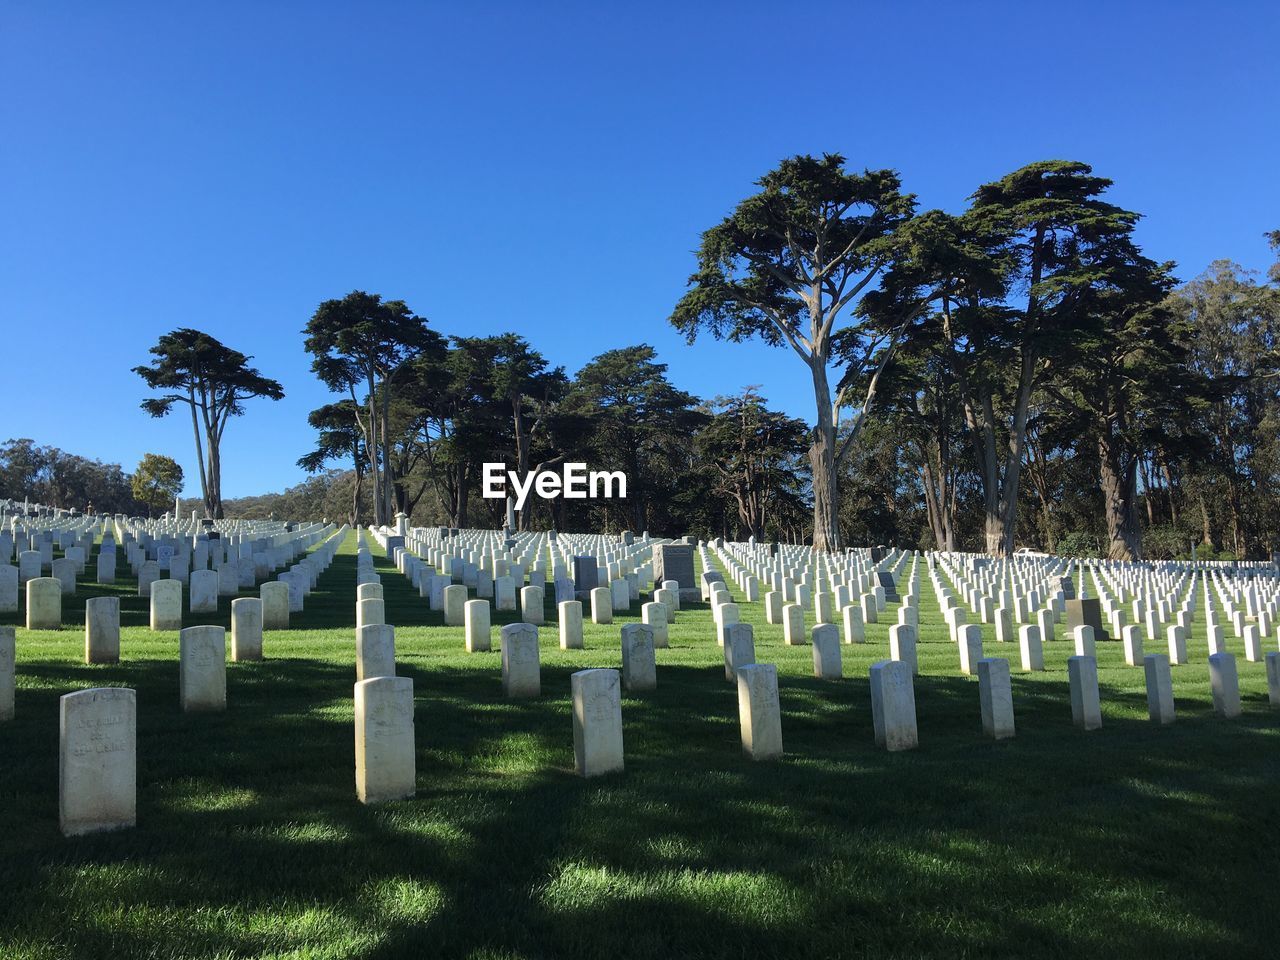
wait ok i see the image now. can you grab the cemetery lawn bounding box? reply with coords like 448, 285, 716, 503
2, 533, 1278, 960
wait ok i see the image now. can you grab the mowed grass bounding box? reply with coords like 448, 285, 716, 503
1, 532, 1278, 959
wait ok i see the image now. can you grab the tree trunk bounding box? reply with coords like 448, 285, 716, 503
995, 352, 1036, 557
187, 392, 211, 519
1098, 432, 1141, 560
205, 424, 223, 520
809, 358, 839, 552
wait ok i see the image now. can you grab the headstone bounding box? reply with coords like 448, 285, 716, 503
1065, 598, 1106, 640
495, 575, 517, 612
1068, 655, 1102, 730
520, 585, 545, 626
959, 624, 983, 675
260, 581, 289, 630
189, 569, 219, 614
764, 591, 782, 625
736, 663, 782, 760
18, 550, 42, 584
1072, 624, 1096, 658
96, 548, 116, 584
977, 657, 1015, 739
150, 578, 183, 630
651, 544, 696, 601
85, 596, 120, 663
620, 623, 657, 692
26, 577, 61, 629
1143, 653, 1175, 725
1243, 624, 1262, 663
1208, 652, 1241, 719
443, 584, 468, 626
572, 556, 599, 594
641, 601, 669, 648
889, 624, 917, 675
572, 668, 624, 777
1018, 624, 1044, 672
180, 626, 227, 712
59, 687, 136, 836
51, 557, 76, 594
723, 622, 755, 681
870, 659, 918, 751
558, 600, 584, 650
1167, 625, 1188, 666
0, 626, 14, 720
1266, 651, 1280, 709
501, 622, 540, 698
842, 604, 864, 644
465, 599, 491, 652
0, 565, 17, 612
783, 603, 805, 646
877, 571, 899, 602
231, 597, 263, 661
590, 586, 612, 625
357, 597, 385, 633
1123, 625, 1144, 667
357, 624, 396, 681
354, 676, 416, 804
811, 624, 842, 679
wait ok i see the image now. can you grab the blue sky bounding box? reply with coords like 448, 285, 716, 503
2, 1, 1278, 498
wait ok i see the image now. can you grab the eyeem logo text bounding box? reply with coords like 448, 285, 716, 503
482, 463, 627, 511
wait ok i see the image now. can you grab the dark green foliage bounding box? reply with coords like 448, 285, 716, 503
133, 328, 284, 520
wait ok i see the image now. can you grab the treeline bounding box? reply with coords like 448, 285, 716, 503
120, 155, 1280, 560
297, 304, 812, 540
292, 170, 1279, 560
0, 439, 139, 514
669, 156, 1280, 561
846, 255, 1280, 563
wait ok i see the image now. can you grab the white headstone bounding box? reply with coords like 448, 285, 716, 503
260, 581, 290, 630
189, 569, 219, 614
558, 599, 584, 650
870, 659, 918, 751
180, 625, 227, 712
811, 624, 842, 679
620, 623, 656, 692
1068, 655, 1102, 730
231, 597, 263, 661
641, 601, 669, 648
520, 585, 544, 626
85, 596, 121, 663
150, 578, 183, 631
572, 668, 624, 777
977, 657, 1015, 740
736, 663, 782, 760
465, 599, 491, 652
357, 624, 396, 681
1208, 651, 1241, 719
26, 577, 61, 629
501, 622, 540, 698
723, 622, 755, 681
354, 675, 416, 804
1143, 653, 1175, 724
59, 687, 136, 836
589, 586, 612, 625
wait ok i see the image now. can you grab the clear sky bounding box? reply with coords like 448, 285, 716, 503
3, 1, 1278, 498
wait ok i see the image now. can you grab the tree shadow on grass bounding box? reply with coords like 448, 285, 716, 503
2, 542, 1278, 958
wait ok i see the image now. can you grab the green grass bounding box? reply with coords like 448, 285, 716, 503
1, 533, 1278, 959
